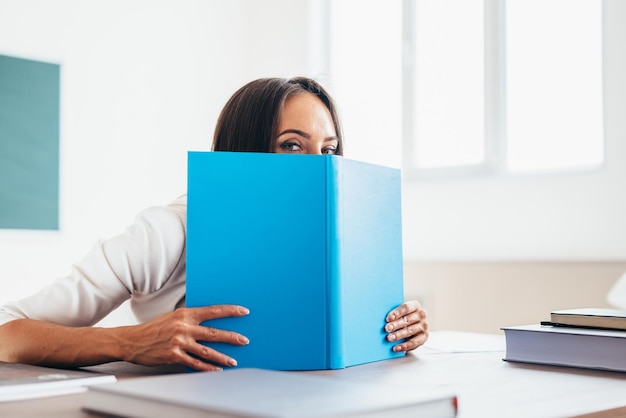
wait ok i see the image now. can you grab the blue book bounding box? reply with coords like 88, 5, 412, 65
186, 152, 405, 370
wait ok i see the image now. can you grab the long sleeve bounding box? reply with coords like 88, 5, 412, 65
0, 195, 188, 327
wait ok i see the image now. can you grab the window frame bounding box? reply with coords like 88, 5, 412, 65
402, 0, 605, 181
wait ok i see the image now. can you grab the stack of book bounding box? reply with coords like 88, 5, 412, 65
502, 308, 626, 373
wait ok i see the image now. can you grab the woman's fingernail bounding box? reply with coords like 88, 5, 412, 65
385, 323, 394, 332
388, 333, 397, 341
239, 307, 250, 315
238, 335, 249, 344
228, 358, 238, 366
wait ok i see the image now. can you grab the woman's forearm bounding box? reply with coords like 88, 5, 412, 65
0, 319, 127, 367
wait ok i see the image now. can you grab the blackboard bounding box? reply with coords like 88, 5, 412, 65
0, 54, 60, 230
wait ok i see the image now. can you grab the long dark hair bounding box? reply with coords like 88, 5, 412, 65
212, 77, 343, 155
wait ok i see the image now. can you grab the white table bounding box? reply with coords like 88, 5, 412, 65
2, 332, 625, 417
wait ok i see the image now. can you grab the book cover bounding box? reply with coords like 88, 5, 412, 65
84, 368, 458, 418
549, 308, 626, 331
502, 324, 626, 373
186, 152, 405, 370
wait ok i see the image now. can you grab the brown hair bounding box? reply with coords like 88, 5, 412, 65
212, 77, 343, 155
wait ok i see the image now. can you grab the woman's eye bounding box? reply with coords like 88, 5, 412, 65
322, 147, 337, 155
280, 142, 303, 152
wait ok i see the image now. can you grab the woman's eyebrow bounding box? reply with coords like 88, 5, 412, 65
277, 129, 339, 143
277, 129, 310, 138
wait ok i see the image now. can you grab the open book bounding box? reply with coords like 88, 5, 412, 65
0, 361, 115, 402
186, 152, 406, 370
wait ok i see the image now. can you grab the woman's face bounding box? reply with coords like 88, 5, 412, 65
274, 92, 339, 155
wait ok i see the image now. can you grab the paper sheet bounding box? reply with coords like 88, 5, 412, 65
423, 330, 506, 353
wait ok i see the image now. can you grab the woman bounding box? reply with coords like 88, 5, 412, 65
0, 77, 429, 371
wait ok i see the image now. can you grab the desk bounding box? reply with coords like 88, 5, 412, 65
1, 332, 626, 418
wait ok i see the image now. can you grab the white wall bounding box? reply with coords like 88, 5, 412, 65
0, 0, 325, 305
403, 261, 626, 333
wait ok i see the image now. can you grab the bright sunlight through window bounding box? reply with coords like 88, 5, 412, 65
413, 0, 485, 169
506, 0, 604, 173
407, 0, 604, 175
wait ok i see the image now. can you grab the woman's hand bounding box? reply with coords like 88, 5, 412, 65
385, 300, 429, 353
117, 305, 250, 371
0, 305, 250, 370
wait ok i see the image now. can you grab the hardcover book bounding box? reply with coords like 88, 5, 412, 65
186, 152, 405, 370
502, 324, 626, 373
549, 308, 626, 331
84, 368, 458, 418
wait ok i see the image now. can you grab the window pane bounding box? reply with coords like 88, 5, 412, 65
506, 0, 604, 172
414, 0, 485, 169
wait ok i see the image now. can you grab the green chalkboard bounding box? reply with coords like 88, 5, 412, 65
0, 54, 60, 230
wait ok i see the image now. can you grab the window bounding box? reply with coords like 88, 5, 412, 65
403, 0, 604, 177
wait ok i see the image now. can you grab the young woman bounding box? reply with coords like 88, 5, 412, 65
0, 77, 429, 371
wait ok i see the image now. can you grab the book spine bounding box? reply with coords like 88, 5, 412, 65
326, 156, 344, 369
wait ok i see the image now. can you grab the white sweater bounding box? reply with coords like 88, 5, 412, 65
0, 195, 188, 327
